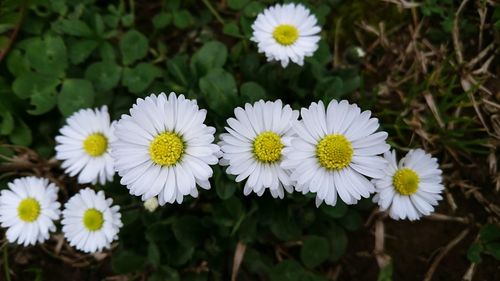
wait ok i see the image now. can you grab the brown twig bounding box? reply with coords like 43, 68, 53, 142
0, 3, 27, 62
423, 228, 470, 281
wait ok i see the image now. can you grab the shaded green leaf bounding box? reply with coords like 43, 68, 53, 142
122, 63, 162, 94
301, 235, 330, 268
120, 30, 148, 65
57, 79, 95, 116
85, 61, 122, 92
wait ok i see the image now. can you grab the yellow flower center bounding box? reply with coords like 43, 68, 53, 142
83, 208, 104, 231
83, 133, 108, 157
18, 198, 41, 222
393, 168, 420, 195
316, 134, 353, 170
149, 132, 184, 166
253, 131, 283, 163
272, 24, 299, 46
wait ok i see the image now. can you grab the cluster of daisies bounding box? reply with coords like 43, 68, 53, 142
0, 177, 121, 252
0, 3, 444, 253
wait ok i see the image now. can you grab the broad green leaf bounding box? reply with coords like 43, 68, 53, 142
223, 22, 242, 38
25, 35, 67, 77
12, 72, 59, 99
153, 12, 172, 29
0, 109, 14, 135
85, 61, 122, 92
120, 29, 148, 65
479, 224, 500, 243
122, 63, 162, 94
112, 250, 146, 274
320, 200, 348, 218
484, 242, 500, 260
300, 235, 330, 268
467, 243, 483, 263
6, 49, 30, 76
228, 0, 249, 10
240, 81, 266, 103
198, 68, 238, 116
29, 87, 57, 115
58, 79, 95, 116
147, 241, 161, 268
9, 118, 32, 146
69, 39, 99, 64
329, 223, 348, 261
243, 1, 265, 18
172, 216, 205, 247
191, 41, 228, 76
269, 260, 305, 281
214, 166, 235, 199
173, 10, 193, 29
52, 19, 93, 37
339, 209, 363, 231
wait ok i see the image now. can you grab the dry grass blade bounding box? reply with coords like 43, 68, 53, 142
231, 242, 246, 281
423, 228, 470, 281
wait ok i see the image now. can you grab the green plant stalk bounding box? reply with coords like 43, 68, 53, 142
201, 0, 225, 24
3, 246, 11, 281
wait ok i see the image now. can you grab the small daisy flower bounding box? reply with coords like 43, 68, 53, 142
111, 92, 220, 205
61, 188, 122, 253
219, 100, 299, 198
0, 177, 60, 246
55, 106, 116, 185
373, 149, 444, 221
251, 3, 321, 68
282, 100, 390, 207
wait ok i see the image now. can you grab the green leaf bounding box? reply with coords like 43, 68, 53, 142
99, 42, 116, 61
479, 224, 500, 243
25, 35, 67, 77
320, 200, 348, 218
339, 209, 363, 231
198, 68, 238, 116
243, 1, 265, 18
328, 223, 348, 261
269, 260, 305, 281
112, 250, 146, 274
214, 166, 235, 199
300, 235, 330, 268
9, 118, 32, 146
173, 10, 193, 29
147, 241, 161, 268
29, 87, 57, 115
85, 61, 122, 92
467, 243, 483, 263
240, 81, 266, 103
12, 72, 59, 100
52, 19, 93, 37
0, 109, 14, 135
121, 14, 134, 27
484, 242, 500, 260
228, 0, 249, 10
69, 39, 99, 64
377, 263, 393, 281
6, 49, 30, 76
191, 41, 228, 76
153, 12, 172, 29
120, 29, 148, 65
58, 79, 95, 116
167, 55, 190, 87
316, 76, 344, 101
223, 22, 242, 38
172, 215, 205, 247
122, 63, 162, 94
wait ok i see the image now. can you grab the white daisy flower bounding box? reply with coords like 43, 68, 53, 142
111, 92, 220, 205
282, 100, 390, 207
219, 100, 299, 198
373, 149, 444, 221
251, 3, 321, 68
61, 187, 122, 253
0, 177, 60, 246
55, 106, 116, 185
